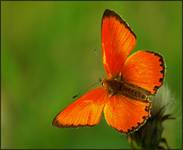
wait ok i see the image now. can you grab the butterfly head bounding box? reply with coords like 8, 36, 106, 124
101, 75, 123, 96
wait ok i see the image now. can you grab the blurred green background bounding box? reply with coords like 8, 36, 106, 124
1, 1, 182, 149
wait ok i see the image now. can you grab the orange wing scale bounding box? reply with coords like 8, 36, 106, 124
102, 9, 136, 78
121, 51, 165, 94
52, 88, 107, 127
104, 95, 151, 133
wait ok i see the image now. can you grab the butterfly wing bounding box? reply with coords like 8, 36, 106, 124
102, 9, 136, 78
52, 88, 107, 127
121, 51, 165, 94
104, 95, 151, 133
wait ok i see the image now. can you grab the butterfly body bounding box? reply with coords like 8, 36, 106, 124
52, 9, 165, 134
102, 76, 150, 101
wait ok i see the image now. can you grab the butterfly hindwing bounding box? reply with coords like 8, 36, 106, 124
102, 9, 136, 78
121, 51, 165, 94
52, 88, 107, 127
103, 95, 151, 133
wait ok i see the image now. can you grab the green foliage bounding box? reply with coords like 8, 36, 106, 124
1, 1, 182, 149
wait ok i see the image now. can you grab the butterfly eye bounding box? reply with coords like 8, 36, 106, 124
101, 79, 107, 88
101, 81, 105, 87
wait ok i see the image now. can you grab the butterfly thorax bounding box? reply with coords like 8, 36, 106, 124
102, 76, 151, 101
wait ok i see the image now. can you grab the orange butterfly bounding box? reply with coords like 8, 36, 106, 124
52, 9, 165, 133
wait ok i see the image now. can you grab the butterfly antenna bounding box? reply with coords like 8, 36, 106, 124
72, 48, 102, 99
72, 77, 102, 99
91, 48, 102, 68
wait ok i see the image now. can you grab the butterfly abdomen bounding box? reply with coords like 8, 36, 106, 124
120, 82, 148, 100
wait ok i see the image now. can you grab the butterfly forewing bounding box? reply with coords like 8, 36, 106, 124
52, 88, 107, 127
102, 9, 136, 78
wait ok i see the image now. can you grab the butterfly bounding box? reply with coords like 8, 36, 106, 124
52, 9, 165, 134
